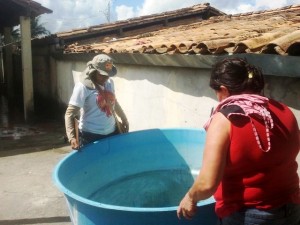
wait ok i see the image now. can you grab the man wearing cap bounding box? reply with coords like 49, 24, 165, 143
65, 54, 129, 150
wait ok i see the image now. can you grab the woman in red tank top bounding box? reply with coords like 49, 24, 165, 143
177, 58, 300, 225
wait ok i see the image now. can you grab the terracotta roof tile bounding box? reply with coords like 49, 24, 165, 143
62, 4, 300, 56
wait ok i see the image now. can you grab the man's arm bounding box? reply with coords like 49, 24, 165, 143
65, 104, 80, 149
114, 100, 129, 132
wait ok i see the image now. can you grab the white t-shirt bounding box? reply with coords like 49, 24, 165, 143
69, 79, 116, 135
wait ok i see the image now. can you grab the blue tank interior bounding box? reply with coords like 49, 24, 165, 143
53, 128, 218, 225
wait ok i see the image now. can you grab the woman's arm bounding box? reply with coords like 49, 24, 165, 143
177, 112, 231, 219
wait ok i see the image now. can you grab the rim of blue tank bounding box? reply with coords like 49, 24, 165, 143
53, 128, 215, 212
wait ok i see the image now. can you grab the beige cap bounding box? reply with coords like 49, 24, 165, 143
87, 54, 117, 77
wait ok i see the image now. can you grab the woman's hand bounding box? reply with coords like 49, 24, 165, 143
177, 192, 197, 220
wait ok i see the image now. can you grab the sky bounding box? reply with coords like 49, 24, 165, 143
34, 0, 300, 34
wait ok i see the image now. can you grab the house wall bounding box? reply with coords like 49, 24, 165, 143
55, 60, 300, 132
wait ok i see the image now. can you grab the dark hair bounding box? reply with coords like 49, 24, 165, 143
210, 58, 264, 95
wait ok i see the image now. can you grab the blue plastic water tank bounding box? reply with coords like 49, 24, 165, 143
53, 128, 218, 225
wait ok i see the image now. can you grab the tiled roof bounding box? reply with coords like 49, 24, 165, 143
62, 4, 300, 56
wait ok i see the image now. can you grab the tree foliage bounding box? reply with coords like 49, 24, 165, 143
30, 16, 51, 38
1, 16, 51, 46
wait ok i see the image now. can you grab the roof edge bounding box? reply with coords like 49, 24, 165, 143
52, 53, 300, 78
56, 3, 225, 39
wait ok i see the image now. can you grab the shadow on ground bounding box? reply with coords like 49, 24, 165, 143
0, 216, 71, 225
0, 120, 68, 157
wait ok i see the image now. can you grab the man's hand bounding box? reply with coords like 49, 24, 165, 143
121, 119, 129, 133
70, 138, 80, 150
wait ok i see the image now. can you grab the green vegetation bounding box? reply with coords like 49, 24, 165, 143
0, 16, 51, 46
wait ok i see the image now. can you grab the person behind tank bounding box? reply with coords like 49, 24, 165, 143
65, 54, 129, 150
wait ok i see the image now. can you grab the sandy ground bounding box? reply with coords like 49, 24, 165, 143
0, 120, 72, 225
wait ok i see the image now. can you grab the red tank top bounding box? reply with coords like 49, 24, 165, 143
214, 99, 300, 218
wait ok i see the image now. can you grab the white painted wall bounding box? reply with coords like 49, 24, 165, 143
56, 60, 86, 106
56, 61, 300, 132
113, 64, 218, 131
